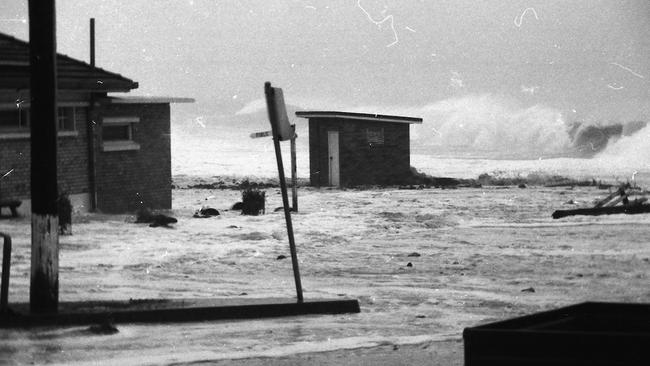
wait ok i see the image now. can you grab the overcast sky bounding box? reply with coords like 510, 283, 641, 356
1, 0, 649, 123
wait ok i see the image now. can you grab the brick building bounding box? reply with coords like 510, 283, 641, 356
0, 32, 192, 213
295, 111, 422, 187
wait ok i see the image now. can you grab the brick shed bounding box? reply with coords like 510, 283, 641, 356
0, 32, 192, 213
295, 111, 422, 187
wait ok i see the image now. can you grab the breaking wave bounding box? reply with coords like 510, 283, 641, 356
594, 123, 650, 169
229, 94, 647, 163
409, 94, 647, 160
410, 95, 571, 158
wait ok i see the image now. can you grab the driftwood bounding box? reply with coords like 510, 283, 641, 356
552, 201, 650, 219
552, 185, 649, 219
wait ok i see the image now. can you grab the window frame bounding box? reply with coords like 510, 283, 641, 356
0, 102, 84, 139
0, 106, 30, 133
101, 116, 141, 152
366, 127, 385, 146
57, 106, 77, 132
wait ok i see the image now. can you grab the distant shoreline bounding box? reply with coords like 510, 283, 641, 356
172, 172, 619, 191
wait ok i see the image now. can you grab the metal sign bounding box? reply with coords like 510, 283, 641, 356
265, 85, 293, 141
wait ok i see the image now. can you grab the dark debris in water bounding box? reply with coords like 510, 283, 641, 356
87, 320, 118, 335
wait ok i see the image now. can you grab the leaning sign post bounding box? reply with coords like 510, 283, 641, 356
264, 82, 303, 303
250, 128, 298, 212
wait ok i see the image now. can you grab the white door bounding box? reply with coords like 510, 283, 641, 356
327, 130, 340, 186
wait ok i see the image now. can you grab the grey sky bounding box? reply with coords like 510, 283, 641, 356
1, 0, 649, 123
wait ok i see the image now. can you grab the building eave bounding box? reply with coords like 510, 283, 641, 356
106, 96, 195, 104
295, 111, 423, 124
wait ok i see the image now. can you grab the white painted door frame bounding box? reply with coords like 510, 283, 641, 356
327, 130, 340, 186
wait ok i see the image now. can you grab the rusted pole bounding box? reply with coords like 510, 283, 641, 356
291, 125, 298, 212
265, 82, 303, 303
28, 0, 59, 313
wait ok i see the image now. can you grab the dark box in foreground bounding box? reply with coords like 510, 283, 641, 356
463, 302, 650, 366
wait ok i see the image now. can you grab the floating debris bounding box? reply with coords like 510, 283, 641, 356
88, 320, 118, 335
553, 184, 649, 219
193, 207, 220, 218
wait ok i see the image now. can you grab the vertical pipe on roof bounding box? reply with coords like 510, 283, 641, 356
87, 18, 97, 211
90, 18, 95, 67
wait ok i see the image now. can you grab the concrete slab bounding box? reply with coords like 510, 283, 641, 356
0, 297, 360, 328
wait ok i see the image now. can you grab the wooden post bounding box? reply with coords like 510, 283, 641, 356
291, 125, 298, 212
265, 82, 303, 303
1, 233, 11, 314
28, 0, 59, 313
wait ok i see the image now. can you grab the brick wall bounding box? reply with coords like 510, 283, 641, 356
308, 118, 411, 187
95, 102, 171, 213
58, 107, 90, 195
0, 107, 89, 200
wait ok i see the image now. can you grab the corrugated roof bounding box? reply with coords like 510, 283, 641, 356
0, 32, 138, 92
295, 111, 423, 124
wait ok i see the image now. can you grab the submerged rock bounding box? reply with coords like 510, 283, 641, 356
148, 216, 177, 227
193, 207, 220, 218
88, 320, 118, 335
135, 209, 177, 227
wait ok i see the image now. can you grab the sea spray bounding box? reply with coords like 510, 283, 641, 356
595, 124, 650, 172
410, 94, 572, 158
171, 94, 650, 185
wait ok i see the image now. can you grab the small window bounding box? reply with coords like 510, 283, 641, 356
103, 124, 132, 141
366, 127, 384, 145
0, 108, 29, 132
102, 116, 140, 151
57, 107, 76, 131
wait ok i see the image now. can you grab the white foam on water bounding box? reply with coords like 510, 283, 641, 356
51, 333, 457, 366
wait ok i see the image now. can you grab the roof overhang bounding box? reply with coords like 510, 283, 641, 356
1, 32, 139, 93
295, 111, 422, 124
106, 96, 195, 104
